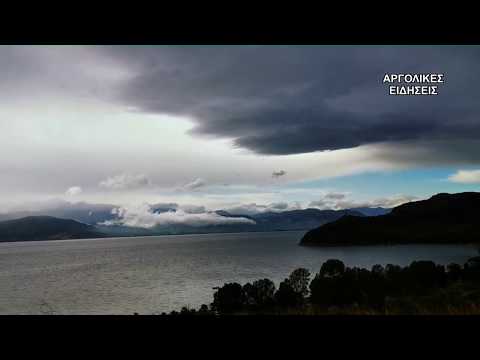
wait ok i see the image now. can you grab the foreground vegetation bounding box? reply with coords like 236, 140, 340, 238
162, 256, 480, 315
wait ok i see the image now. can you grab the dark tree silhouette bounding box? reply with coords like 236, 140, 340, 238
275, 278, 302, 307
466, 256, 480, 270
405, 261, 446, 294
447, 263, 462, 282
371, 264, 384, 275
198, 304, 211, 314
173, 256, 480, 315
243, 282, 256, 307
288, 268, 311, 298
180, 306, 196, 315
320, 259, 346, 278
211, 282, 245, 314
244, 279, 276, 308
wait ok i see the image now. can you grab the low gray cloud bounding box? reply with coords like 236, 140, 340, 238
104, 203, 255, 229
179, 204, 206, 214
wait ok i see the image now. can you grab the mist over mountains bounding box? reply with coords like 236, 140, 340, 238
0, 200, 391, 241
3, 192, 480, 243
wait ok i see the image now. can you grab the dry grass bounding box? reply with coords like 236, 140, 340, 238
234, 297, 480, 315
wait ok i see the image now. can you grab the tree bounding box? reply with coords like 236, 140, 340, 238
447, 263, 463, 282
288, 268, 311, 298
275, 279, 302, 307
198, 304, 212, 315
407, 260, 445, 294
243, 279, 276, 309
385, 264, 402, 277
320, 259, 345, 278
252, 279, 276, 307
180, 306, 196, 315
371, 264, 384, 276
466, 256, 480, 270
462, 256, 480, 282
309, 274, 335, 306
211, 282, 245, 314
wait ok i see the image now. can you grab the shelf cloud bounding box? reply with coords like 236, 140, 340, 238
2, 46, 480, 207
100, 46, 480, 162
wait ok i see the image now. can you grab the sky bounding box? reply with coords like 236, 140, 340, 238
1, 45, 480, 216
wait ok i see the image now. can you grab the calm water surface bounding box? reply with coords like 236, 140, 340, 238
0, 231, 478, 314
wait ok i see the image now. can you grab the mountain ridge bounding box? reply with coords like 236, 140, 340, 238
0, 208, 369, 242
300, 192, 480, 246
0, 216, 105, 242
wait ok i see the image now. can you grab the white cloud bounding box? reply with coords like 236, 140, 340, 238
99, 173, 150, 190
224, 201, 302, 216
181, 178, 206, 191
65, 186, 82, 196
222, 203, 267, 216
309, 193, 418, 210
103, 203, 255, 228
448, 169, 480, 184
339, 195, 419, 209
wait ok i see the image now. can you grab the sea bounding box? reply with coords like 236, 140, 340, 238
0, 231, 478, 314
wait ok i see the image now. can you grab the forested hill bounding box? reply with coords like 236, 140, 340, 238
300, 192, 480, 246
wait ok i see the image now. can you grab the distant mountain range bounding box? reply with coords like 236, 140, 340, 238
0, 205, 389, 242
3, 193, 480, 245
226, 208, 364, 232
0, 216, 105, 242
94, 208, 369, 237
0, 201, 117, 224
348, 207, 391, 217
301, 192, 480, 246
145, 208, 366, 236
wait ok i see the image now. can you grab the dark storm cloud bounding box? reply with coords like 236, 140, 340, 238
372, 139, 480, 167
99, 46, 480, 156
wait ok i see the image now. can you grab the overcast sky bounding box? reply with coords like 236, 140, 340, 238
1, 45, 480, 214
